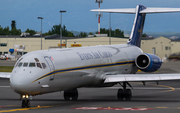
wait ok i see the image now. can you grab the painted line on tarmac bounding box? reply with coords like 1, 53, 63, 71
72, 107, 153, 111
0, 86, 10, 88
134, 83, 175, 92
0, 106, 52, 113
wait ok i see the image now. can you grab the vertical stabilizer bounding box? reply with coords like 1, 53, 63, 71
127, 5, 147, 47
91, 5, 180, 47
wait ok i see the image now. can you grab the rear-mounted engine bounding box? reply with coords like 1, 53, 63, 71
135, 53, 162, 72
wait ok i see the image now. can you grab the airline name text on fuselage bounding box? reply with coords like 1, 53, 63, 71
77, 51, 113, 60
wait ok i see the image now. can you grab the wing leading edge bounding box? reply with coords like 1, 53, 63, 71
0, 72, 11, 78
104, 74, 180, 83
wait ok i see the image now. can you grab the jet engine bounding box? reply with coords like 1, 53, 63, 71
135, 53, 162, 72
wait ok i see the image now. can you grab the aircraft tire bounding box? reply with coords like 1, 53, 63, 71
117, 89, 124, 101
21, 100, 30, 108
64, 90, 71, 101
124, 89, 132, 101
71, 89, 78, 101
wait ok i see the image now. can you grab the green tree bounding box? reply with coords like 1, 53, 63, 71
11, 28, 21, 35
96, 28, 124, 37
4, 26, 10, 35
11, 20, 16, 30
25, 29, 36, 35
88, 32, 93, 35
45, 24, 75, 37
142, 33, 147, 37
79, 32, 87, 37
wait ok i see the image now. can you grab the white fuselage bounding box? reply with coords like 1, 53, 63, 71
10, 44, 142, 95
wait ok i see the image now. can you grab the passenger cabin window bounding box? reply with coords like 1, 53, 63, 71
42, 63, 47, 69
29, 63, 36, 67
18, 62, 23, 67
37, 63, 42, 68
23, 63, 28, 67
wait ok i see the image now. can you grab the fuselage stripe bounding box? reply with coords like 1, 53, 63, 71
32, 61, 135, 83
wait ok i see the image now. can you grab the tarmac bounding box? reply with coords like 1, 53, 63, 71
0, 60, 180, 112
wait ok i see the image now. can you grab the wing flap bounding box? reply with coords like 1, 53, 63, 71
0, 72, 11, 78
104, 74, 180, 83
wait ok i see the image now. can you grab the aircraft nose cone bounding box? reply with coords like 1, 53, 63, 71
10, 73, 30, 94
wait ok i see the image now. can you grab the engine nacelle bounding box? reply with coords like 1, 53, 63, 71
135, 53, 162, 72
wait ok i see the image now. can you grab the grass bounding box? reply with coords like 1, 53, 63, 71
0, 66, 14, 72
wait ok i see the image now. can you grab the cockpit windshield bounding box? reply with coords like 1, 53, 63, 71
23, 63, 28, 67
29, 63, 36, 67
18, 62, 23, 67
15, 57, 47, 69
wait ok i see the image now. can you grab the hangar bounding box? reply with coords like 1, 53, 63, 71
0, 35, 178, 60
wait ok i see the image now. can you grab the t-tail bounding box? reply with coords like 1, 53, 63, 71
91, 5, 180, 47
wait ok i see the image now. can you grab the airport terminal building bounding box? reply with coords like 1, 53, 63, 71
0, 35, 179, 60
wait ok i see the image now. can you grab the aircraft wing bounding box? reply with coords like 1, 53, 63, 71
104, 74, 180, 83
0, 72, 11, 78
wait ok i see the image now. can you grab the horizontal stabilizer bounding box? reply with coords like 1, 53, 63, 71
104, 73, 180, 83
90, 8, 136, 14
140, 8, 180, 14
91, 7, 180, 14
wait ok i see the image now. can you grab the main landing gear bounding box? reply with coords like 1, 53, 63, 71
64, 89, 78, 101
21, 95, 30, 108
117, 82, 132, 101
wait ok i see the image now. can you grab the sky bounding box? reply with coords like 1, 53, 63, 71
0, 0, 180, 33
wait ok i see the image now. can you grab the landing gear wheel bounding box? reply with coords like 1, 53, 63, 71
64, 90, 71, 101
64, 89, 78, 101
21, 100, 30, 108
117, 89, 124, 101
71, 89, 78, 101
124, 89, 132, 101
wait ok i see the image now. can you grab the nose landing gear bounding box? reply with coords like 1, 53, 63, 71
21, 95, 30, 108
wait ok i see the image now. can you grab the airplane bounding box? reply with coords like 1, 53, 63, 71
1, 5, 180, 108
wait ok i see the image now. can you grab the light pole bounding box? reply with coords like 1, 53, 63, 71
60, 10, 66, 49
109, 13, 111, 45
37, 17, 43, 50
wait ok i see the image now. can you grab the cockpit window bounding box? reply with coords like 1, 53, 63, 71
23, 63, 28, 67
29, 63, 36, 67
37, 63, 42, 68
42, 63, 47, 69
34, 58, 39, 62
15, 58, 23, 67
18, 62, 23, 67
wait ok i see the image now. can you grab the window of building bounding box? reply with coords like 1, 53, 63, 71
17, 52, 22, 55
152, 47, 156, 55
165, 46, 168, 50
23, 52, 27, 55
4, 52, 8, 54
0, 43, 7, 46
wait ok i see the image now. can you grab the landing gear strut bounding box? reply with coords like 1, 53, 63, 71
117, 82, 132, 101
21, 95, 30, 108
64, 89, 78, 101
